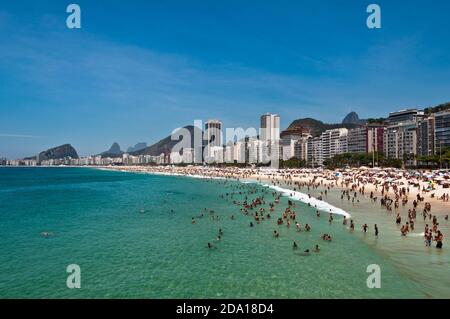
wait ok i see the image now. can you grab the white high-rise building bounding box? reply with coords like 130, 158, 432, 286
205, 119, 222, 147
182, 148, 194, 164
204, 119, 223, 163
247, 138, 261, 164
224, 143, 234, 163
384, 121, 417, 166
280, 128, 310, 161
260, 113, 280, 142
260, 113, 280, 165
234, 140, 246, 163
321, 128, 348, 161
307, 136, 323, 167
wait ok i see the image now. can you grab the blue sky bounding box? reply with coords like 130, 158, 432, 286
0, 0, 449, 158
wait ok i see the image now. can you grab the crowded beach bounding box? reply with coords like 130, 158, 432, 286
101, 165, 449, 249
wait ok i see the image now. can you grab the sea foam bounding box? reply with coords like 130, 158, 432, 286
261, 183, 351, 218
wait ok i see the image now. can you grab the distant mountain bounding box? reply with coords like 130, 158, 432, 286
424, 102, 450, 114
25, 144, 79, 161
342, 112, 367, 125
287, 118, 361, 137
131, 125, 203, 157
127, 142, 147, 153
99, 142, 123, 158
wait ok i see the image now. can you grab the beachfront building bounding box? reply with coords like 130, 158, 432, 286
204, 119, 223, 162
224, 143, 234, 163
347, 127, 367, 153
435, 110, 450, 152
204, 145, 224, 164
233, 140, 247, 164
247, 138, 261, 164
348, 124, 385, 154
367, 124, 385, 154
338, 133, 348, 154
387, 109, 425, 125
260, 113, 280, 142
307, 136, 322, 167
182, 148, 194, 164
417, 115, 436, 157
170, 151, 182, 164
384, 121, 418, 166
260, 113, 280, 163
205, 119, 223, 147
280, 127, 311, 161
294, 137, 309, 162
321, 128, 348, 161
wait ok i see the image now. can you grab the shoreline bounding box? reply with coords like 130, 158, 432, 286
94, 165, 450, 213
96, 166, 353, 218
4, 164, 449, 215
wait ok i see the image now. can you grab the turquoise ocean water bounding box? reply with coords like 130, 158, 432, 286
0, 167, 443, 298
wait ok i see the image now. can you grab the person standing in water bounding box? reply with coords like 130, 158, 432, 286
374, 224, 379, 237
435, 231, 444, 249
362, 224, 368, 233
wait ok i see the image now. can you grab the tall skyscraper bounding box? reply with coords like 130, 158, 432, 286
204, 119, 223, 163
260, 113, 280, 142
205, 119, 223, 147
260, 113, 280, 164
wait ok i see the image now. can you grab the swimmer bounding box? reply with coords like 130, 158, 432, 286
207, 242, 213, 249
273, 230, 280, 238
191, 217, 196, 224
362, 224, 368, 233
314, 245, 320, 252
293, 241, 298, 249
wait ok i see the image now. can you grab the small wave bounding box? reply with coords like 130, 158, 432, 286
408, 232, 425, 237
261, 184, 351, 218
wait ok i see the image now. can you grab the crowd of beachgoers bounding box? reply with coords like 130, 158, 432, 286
101, 165, 449, 249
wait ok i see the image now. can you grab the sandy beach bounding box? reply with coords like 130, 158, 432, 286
100, 165, 450, 215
